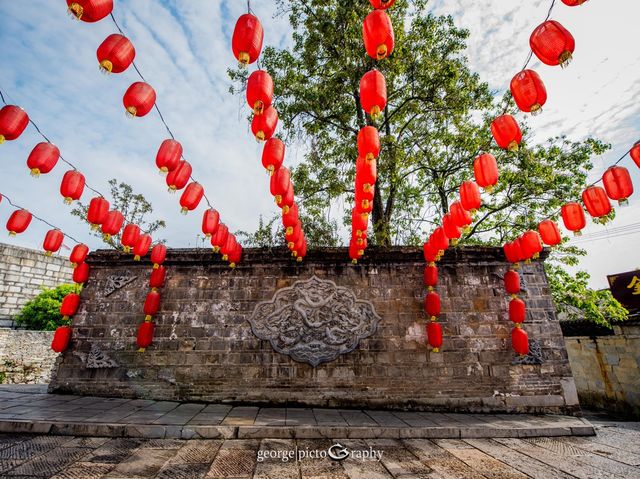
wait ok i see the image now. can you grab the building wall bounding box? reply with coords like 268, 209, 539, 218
0, 329, 57, 384
50, 246, 580, 414
0, 243, 74, 328
564, 321, 640, 418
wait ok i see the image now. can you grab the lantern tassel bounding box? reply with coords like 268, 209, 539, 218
67, 3, 83, 20
30, 168, 41, 177
99, 60, 113, 74
125, 106, 138, 118
0, 135, 5, 144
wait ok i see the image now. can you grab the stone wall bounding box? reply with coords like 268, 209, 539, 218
0, 242, 74, 327
564, 321, 640, 418
0, 329, 57, 384
50, 246, 580, 414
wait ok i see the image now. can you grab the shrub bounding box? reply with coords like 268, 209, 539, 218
14, 284, 78, 331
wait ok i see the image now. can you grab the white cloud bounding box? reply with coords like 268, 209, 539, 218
0, 0, 638, 289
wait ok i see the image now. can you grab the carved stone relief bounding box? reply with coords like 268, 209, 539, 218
248, 275, 381, 366
74, 344, 119, 369
103, 274, 138, 297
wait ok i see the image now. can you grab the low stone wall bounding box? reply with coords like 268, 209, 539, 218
0, 243, 73, 327
50, 246, 580, 414
564, 321, 640, 418
0, 329, 57, 384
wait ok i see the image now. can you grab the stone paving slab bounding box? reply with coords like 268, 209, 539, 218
0, 387, 594, 440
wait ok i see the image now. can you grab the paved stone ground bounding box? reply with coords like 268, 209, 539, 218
0, 386, 593, 440
0, 414, 638, 478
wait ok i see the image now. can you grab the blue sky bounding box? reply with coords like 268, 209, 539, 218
0, 0, 638, 288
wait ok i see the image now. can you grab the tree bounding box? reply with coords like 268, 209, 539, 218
546, 265, 628, 328
229, 0, 607, 246
71, 179, 166, 249
15, 284, 77, 331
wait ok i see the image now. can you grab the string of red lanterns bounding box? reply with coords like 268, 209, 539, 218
231, 6, 307, 262
347, 0, 394, 264
63, 1, 243, 266
136, 242, 166, 352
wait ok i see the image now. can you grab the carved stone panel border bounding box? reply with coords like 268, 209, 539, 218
248, 275, 381, 367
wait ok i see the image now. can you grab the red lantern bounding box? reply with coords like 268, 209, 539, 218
285, 220, 302, 248
424, 291, 441, 320
143, 291, 161, 318
503, 242, 519, 265
166, 160, 192, 192
491, 115, 522, 151
27, 142, 60, 176
201, 209, 220, 238
277, 181, 295, 209
442, 214, 462, 245
510, 70, 547, 115
362, 10, 395, 60
630, 142, 640, 169
43, 229, 64, 256
133, 234, 152, 261
512, 327, 529, 356
521, 230, 543, 260
150, 266, 166, 290
60, 293, 80, 318
232, 14, 264, 65
270, 167, 291, 203
282, 203, 300, 230
427, 321, 443, 352
247, 70, 273, 115
101, 210, 124, 240
474, 153, 499, 191
369, 0, 396, 9
96, 34, 135, 73
603, 166, 633, 206
504, 270, 520, 296
211, 224, 229, 253
294, 237, 307, 262
156, 139, 182, 174
120, 224, 140, 253
136, 321, 154, 351
291, 233, 307, 258
70, 243, 89, 266
538, 220, 562, 246
87, 196, 109, 229
123, 82, 156, 117
424, 265, 438, 290
356, 156, 377, 187
459, 181, 481, 212
561, 0, 587, 5
357, 126, 381, 161
73, 262, 90, 285
530, 21, 575, 67
561, 202, 586, 236
349, 238, 364, 264
355, 192, 374, 214
582, 186, 612, 219
6, 209, 32, 236
423, 241, 438, 265
509, 298, 526, 324
0, 105, 29, 144
228, 244, 243, 268
66, 0, 113, 22
251, 106, 278, 141
51, 326, 71, 353
262, 138, 285, 175
221, 234, 238, 261
180, 182, 204, 214
360, 70, 387, 118
431, 227, 449, 256
449, 201, 473, 229
352, 209, 369, 238
151, 244, 167, 269
60, 170, 85, 204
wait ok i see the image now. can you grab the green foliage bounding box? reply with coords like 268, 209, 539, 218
230, 0, 608, 246
14, 284, 78, 331
71, 179, 166, 250
546, 264, 628, 328
235, 213, 339, 248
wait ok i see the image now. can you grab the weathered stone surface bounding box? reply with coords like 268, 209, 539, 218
0, 330, 57, 384
50, 246, 577, 414
564, 321, 640, 418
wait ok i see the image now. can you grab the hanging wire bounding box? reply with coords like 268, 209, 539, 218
0, 85, 158, 235
108, 12, 213, 209
1, 193, 83, 245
